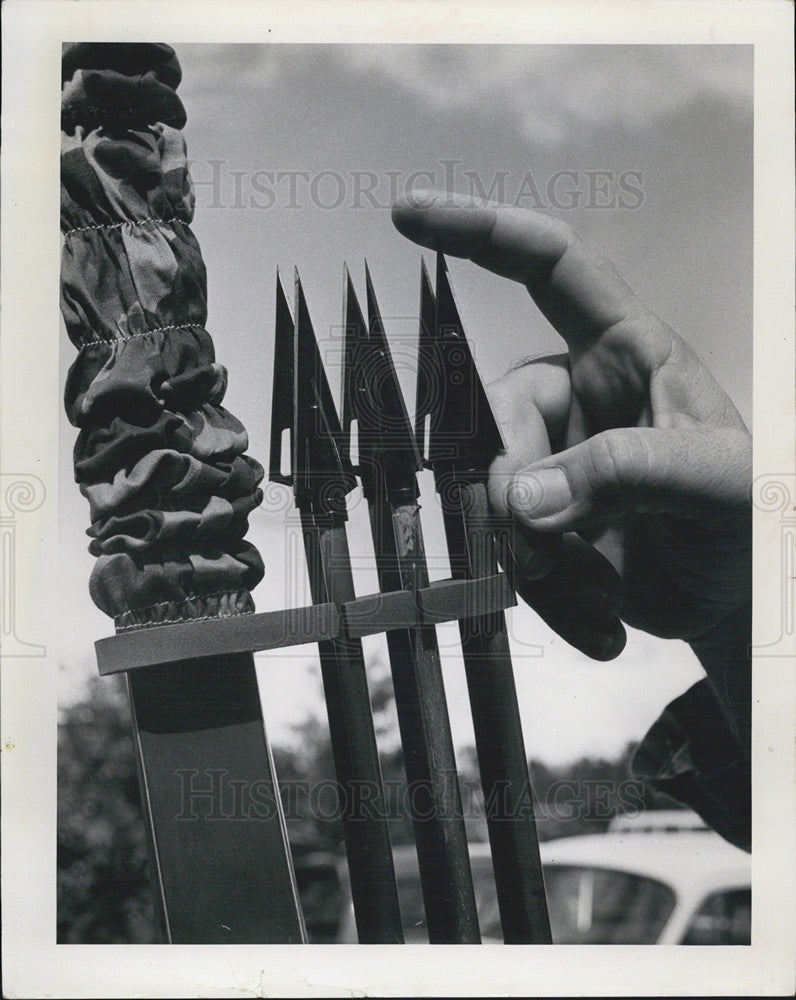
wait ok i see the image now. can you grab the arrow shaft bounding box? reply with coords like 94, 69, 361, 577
299, 508, 404, 943
440, 477, 552, 945
369, 486, 481, 943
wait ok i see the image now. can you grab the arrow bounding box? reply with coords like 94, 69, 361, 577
341, 264, 481, 943
421, 252, 552, 945
268, 270, 403, 944
416, 254, 504, 471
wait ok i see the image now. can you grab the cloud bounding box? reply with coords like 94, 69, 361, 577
339, 44, 752, 145
176, 43, 751, 149
177, 43, 290, 101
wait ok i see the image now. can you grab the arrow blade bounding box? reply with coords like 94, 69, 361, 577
428, 252, 505, 470
268, 271, 295, 486
340, 265, 367, 457
364, 263, 423, 475
415, 256, 438, 461
293, 270, 357, 508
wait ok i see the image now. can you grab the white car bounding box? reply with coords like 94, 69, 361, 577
334, 811, 751, 944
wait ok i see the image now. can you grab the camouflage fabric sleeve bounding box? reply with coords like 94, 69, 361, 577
61, 42, 265, 632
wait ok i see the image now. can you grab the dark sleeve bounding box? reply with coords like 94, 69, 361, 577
632, 676, 751, 852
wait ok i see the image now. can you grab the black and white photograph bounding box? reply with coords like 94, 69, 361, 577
1, 2, 794, 997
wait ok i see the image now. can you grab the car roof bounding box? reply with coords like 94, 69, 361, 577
538, 831, 749, 884
506, 832, 747, 894
607, 809, 708, 834
387, 830, 750, 895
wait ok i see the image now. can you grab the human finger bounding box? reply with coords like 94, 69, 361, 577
392, 188, 671, 355
486, 359, 571, 579
513, 534, 626, 661
506, 425, 752, 533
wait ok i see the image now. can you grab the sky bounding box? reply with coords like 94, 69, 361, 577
59, 43, 753, 766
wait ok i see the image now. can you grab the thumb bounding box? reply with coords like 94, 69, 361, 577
506, 426, 752, 532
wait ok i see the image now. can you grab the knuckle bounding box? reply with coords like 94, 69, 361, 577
589, 430, 649, 490
550, 216, 575, 246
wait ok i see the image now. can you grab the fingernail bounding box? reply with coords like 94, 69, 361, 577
508, 468, 572, 521
510, 527, 561, 581
391, 191, 439, 247
403, 188, 437, 209
598, 622, 627, 661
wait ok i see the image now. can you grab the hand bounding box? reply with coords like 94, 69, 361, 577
392, 191, 752, 676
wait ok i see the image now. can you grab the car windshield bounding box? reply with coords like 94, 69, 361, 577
389, 851, 680, 944
395, 877, 432, 941
395, 872, 498, 943
479, 865, 677, 944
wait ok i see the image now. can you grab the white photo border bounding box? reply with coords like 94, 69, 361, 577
1, 1, 794, 996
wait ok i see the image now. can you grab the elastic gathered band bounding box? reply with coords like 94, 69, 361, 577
115, 607, 251, 633
63, 215, 186, 238
78, 323, 203, 349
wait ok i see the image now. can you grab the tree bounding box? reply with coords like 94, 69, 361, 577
57, 674, 157, 943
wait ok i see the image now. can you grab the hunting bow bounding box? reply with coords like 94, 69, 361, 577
61, 43, 306, 943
